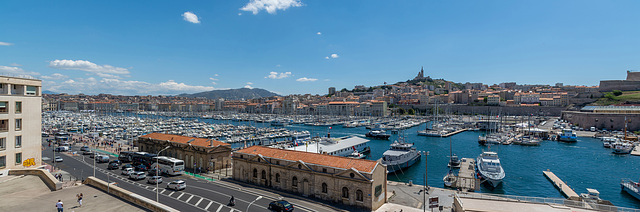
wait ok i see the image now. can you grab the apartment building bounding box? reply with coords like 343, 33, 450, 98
0, 76, 42, 173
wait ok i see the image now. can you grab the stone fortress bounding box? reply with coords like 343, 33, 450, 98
599, 70, 640, 92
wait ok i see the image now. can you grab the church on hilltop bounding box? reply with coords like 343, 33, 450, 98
413, 66, 431, 81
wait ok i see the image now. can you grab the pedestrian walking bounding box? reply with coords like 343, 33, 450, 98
76, 193, 83, 207
55, 200, 63, 212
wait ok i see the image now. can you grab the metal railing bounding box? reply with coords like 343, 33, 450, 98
456, 192, 640, 212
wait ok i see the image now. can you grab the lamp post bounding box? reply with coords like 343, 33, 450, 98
156, 146, 170, 202
424, 151, 429, 212
247, 196, 262, 212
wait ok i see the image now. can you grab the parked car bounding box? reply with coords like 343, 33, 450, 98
147, 176, 163, 184
82, 150, 93, 155
54, 156, 63, 162
107, 162, 120, 170
166, 180, 186, 191
96, 155, 110, 163
89, 152, 99, 158
55, 146, 69, 152
122, 167, 134, 175
129, 171, 146, 180
121, 164, 134, 170
80, 146, 90, 151
268, 200, 294, 212
148, 168, 160, 176
109, 160, 122, 166
42, 133, 50, 137
135, 164, 148, 171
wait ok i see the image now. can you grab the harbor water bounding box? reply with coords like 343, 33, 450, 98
125, 114, 640, 209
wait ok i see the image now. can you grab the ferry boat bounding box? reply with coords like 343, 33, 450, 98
476, 151, 505, 188
557, 128, 577, 142
270, 120, 288, 127
621, 178, 640, 201
381, 136, 422, 173
286, 136, 371, 157
366, 130, 391, 140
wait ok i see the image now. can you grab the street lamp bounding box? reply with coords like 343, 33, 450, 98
423, 151, 429, 212
247, 196, 262, 212
156, 146, 170, 202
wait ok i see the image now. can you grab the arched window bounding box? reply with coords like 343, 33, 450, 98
253, 168, 258, 178
261, 170, 266, 179
275, 173, 280, 182
292, 176, 298, 187
342, 187, 349, 198
356, 190, 363, 201
322, 183, 328, 193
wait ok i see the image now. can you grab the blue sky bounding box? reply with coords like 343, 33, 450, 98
1, 0, 639, 95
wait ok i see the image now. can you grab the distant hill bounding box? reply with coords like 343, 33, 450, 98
179, 88, 279, 100
42, 90, 58, 94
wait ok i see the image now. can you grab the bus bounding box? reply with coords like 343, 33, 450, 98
151, 156, 185, 176
131, 152, 157, 167
54, 131, 70, 143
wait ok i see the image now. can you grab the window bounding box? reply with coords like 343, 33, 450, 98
0, 156, 5, 168
356, 190, 363, 201
322, 168, 327, 173
350, 173, 355, 178
15, 119, 21, 131
15, 152, 21, 164
322, 183, 328, 193
14, 102, 21, 113
15, 136, 21, 148
0, 120, 7, 132
261, 170, 266, 180
26, 86, 36, 95
275, 173, 280, 183
292, 176, 298, 187
253, 168, 258, 178
0, 102, 7, 113
298, 164, 301, 169
342, 187, 349, 198
0, 138, 5, 150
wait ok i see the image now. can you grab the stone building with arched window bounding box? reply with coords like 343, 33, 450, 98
233, 146, 387, 210
135, 133, 231, 172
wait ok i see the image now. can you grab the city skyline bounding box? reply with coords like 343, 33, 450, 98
1, 0, 639, 96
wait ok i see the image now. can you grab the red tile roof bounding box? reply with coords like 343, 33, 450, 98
236, 146, 379, 173
140, 133, 230, 147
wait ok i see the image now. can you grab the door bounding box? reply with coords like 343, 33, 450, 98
302, 180, 309, 197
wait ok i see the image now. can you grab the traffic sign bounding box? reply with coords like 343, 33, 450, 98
429, 196, 439, 208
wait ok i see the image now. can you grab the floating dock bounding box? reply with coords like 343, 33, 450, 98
452, 158, 480, 191
442, 128, 469, 137
630, 146, 640, 156
543, 170, 579, 199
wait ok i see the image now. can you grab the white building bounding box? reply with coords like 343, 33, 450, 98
0, 76, 42, 173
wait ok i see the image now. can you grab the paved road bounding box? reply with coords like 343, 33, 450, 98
44, 143, 337, 212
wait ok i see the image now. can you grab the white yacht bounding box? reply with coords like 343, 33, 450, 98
381, 136, 422, 173
612, 142, 634, 154
476, 151, 505, 188
621, 178, 640, 201
286, 136, 370, 157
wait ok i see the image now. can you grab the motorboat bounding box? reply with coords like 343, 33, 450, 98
443, 170, 457, 187
612, 142, 633, 154
381, 135, 422, 173
366, 130, 391, 140
601, 137, 617, 148
476, 151, 505, 188
448, 154, 461, 169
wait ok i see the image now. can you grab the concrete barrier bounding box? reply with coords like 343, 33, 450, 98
83, 177, 179, 212
8, 168, 62, 191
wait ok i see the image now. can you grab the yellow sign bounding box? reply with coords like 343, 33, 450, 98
23, 158, 36, 167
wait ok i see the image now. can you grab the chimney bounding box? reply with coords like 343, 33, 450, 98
210, 139, 213, 147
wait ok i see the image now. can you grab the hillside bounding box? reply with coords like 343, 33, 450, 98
592, 91, 640, 106
178, 88, 279, 100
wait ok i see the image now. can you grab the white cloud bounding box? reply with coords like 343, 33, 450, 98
317, 32, 321, 35
182, 12, 200, 24
40, 73, 68, 80
240, 0, 303, 15
9, 63, 21, 66
0, 65, 40, 78
49, 60, 130, 77
325, 56, 329, 60
209, 77, 219, 85
45, 78, 215, 95
330, 53, 339, 59
214, 74, 219, 77
244, 85, 253, 89
238, 13, 243, 16
246, 82, 253, 85
296, 77, 317, 82
265, 71, 292, 79
0, 42, 12, 46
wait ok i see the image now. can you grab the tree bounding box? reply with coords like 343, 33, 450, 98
340, 88, 349, 92
408, 108, 415, 115
605, 93, 615, 100
613, 90, 623, 96
397, 108, 405, 115
483, 97, 488, 103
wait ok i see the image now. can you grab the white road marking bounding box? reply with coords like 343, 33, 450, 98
204, 201, 213, 210
169, 191, 175, 196
177, 193, 184, 199
195, 198, 203, 206
186, 195, 194, 203
215, 204, 223, 212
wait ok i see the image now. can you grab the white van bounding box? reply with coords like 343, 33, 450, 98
55, 146, 70, 152
96, 155, 110, 163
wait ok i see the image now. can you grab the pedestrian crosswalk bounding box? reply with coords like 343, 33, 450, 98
70, 154, 238, 212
